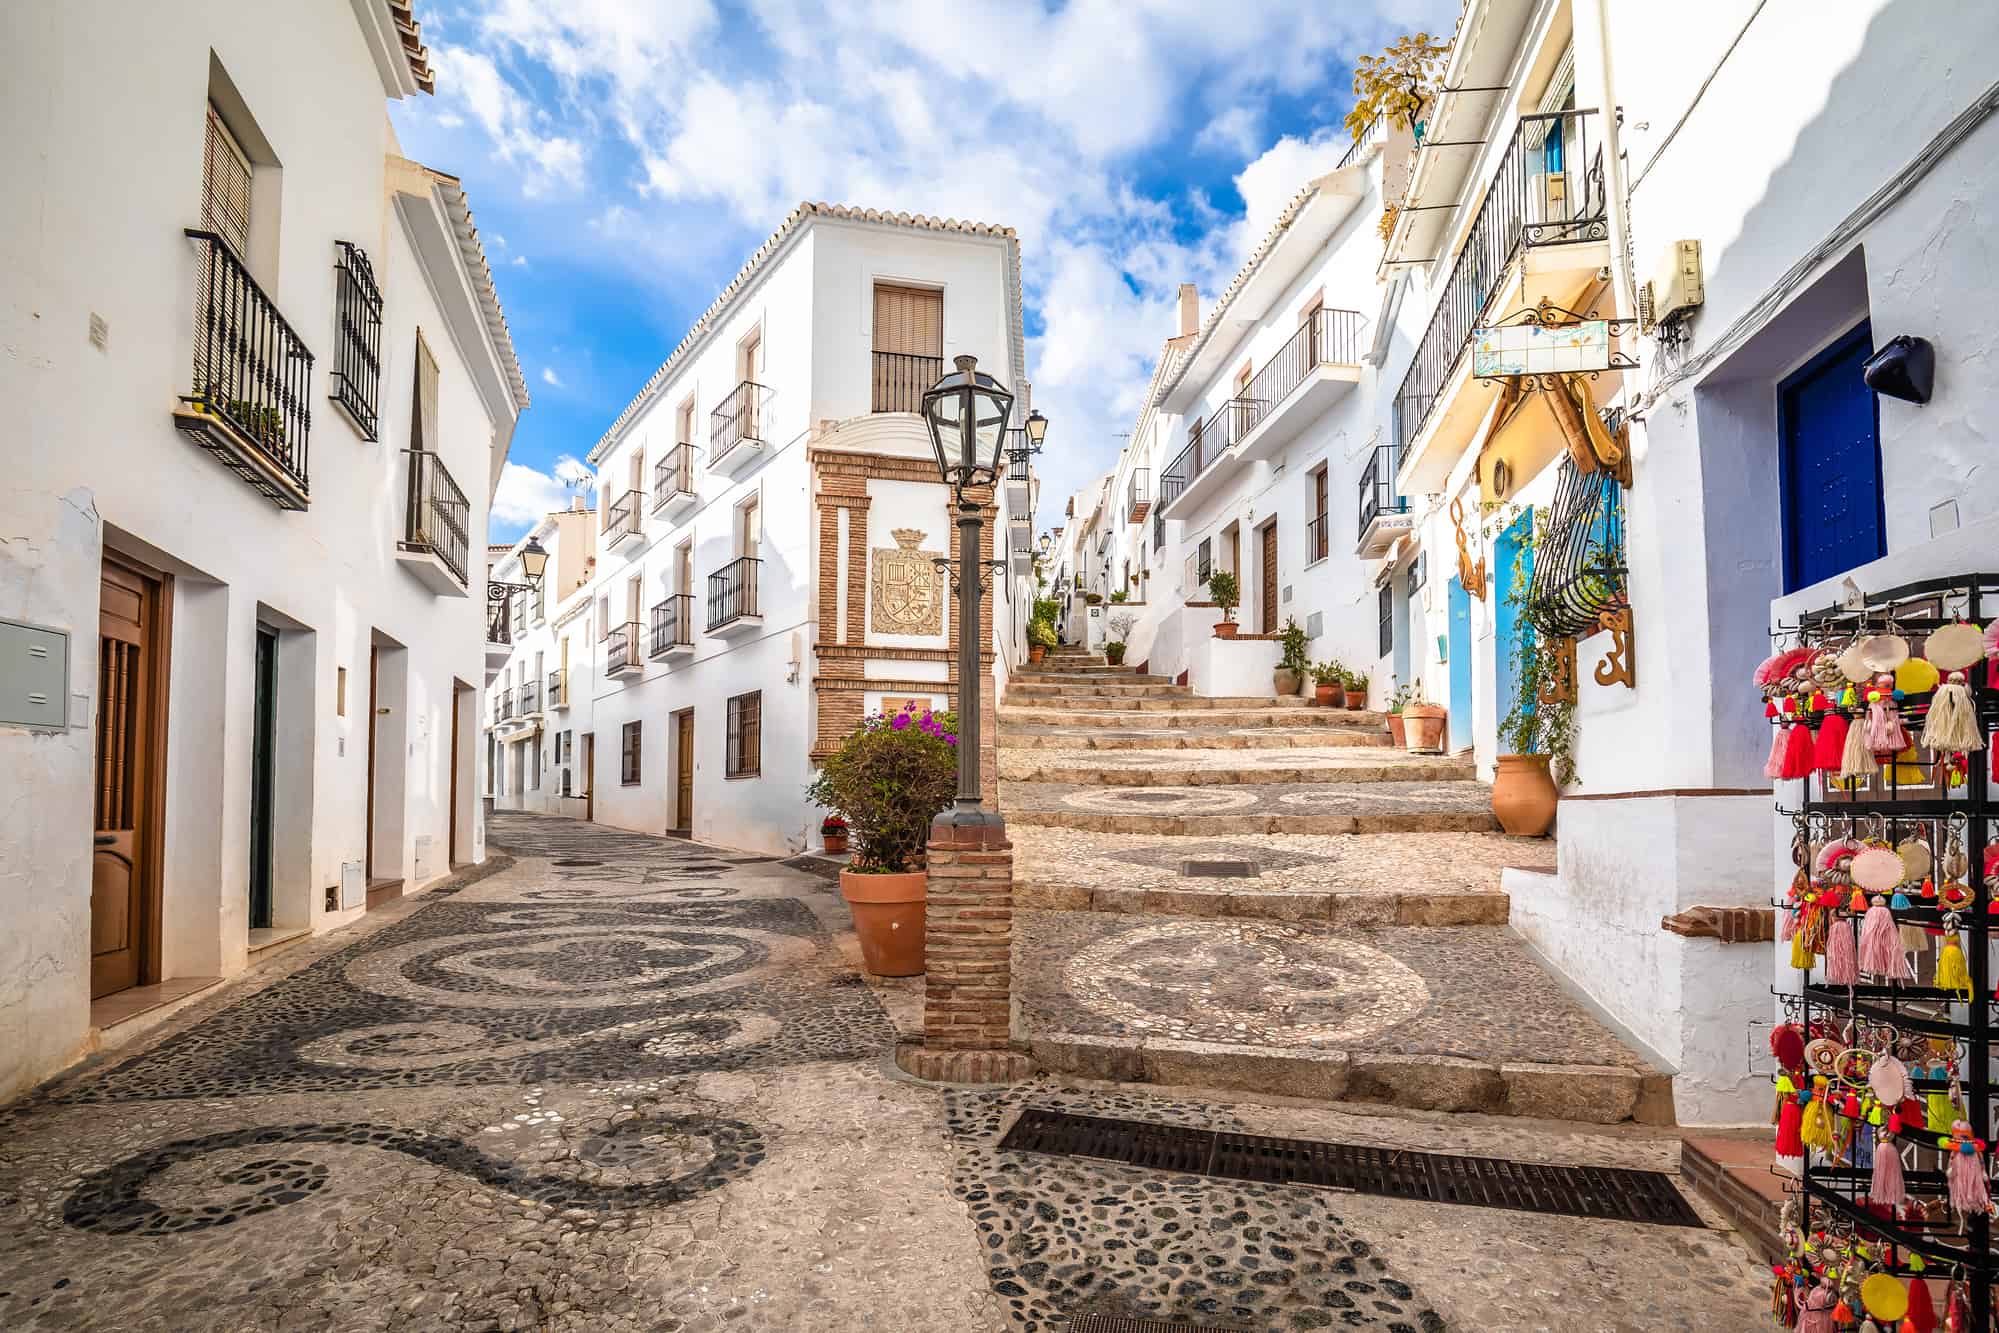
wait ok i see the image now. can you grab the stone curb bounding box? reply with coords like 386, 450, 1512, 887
1003, 811, 1500, 836
996, 759, 1475, 787
997, 729, 1393, 752
999, 707, 1387, 730
1013, 882, 1511, 926
1028, 1033, 1666, 1125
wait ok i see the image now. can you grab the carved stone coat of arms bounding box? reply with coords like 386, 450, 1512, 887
870, 528, 943, 634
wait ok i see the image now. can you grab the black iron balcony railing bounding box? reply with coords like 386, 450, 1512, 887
1153, 510, 1165, 551
331, 241, 383, 440
872, 351, 942, 413
652, 444, 696, 511
546, 669, 565, 708
650, 593, 694, 655
1159, 397, 1255, 509
402, 449, 471, 585
518, 678, 542, 715
180, 229, 314, 506
1244, 306, 1366, 421
486, 586, 515, 645
605, 622, 641, 672
1003, 428, 1032, 483
708, 556, 760, 630
1127, 469, 1150, 523
1358, 444, 1408, 536
1308, 512, 1330, 564
605, 489, 642, 542
496, 687, 514, 721
710, 380, 766, 462
1392, 108, 1608, 454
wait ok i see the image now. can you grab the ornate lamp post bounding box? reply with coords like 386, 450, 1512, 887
921, 354, 1015, 828
486, 535, 549, 644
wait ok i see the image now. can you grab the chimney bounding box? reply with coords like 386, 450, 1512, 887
570, 496, 586, 512
1177, 283, 1199, 338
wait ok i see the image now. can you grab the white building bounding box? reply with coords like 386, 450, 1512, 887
486, 501, 598, 815
0, 1, 526, 1101
490, 204, 1032, 856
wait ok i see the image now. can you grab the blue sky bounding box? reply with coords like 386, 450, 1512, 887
386, 0, 1458, 541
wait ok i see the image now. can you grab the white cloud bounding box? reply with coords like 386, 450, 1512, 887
490, 454, 594, 536
1193, 105, 1264, 159
552, 456, 594, 487
541, 366, 564, 388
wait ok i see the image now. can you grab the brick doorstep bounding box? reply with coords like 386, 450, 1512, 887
1680, 1135, 1786, 1262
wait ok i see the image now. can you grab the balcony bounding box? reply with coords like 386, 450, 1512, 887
1004, 429, 1032, 512
605, 621, 643, 676
547, 669, 567, 710
1307, 511, 1330, 565
707, 556, 761, 635
1356, 445, 1413, 558
517, 677, 542, 716
1127, 469, 1150, 524
872, 351, 942, 413
396, 450, 472, 595
172, 229, 313, 511
650, 592, 694, 658
485, 586, 517, 673
652, 444, 698, 520
494, 687, 513, 722
709, 380, 767, 477
330, 242, 383, 441
605, 489, 643, 548
1158, 306, 1365, 520
1393, 108, 1611, 494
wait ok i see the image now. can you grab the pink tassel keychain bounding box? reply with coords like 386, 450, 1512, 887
1823, 913, 1859, 985
1859, 895, 1910, 980
1870, 1112, 1907, 1207
1763, 724, 1790, 779
1864, 672, 1911, 754
1945, 1120, 1991, 1218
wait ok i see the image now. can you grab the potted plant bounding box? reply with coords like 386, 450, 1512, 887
819, 814, 849, 855
1275, 618, 1310, 696
1206, 571, 1240, 638
1493, 530, 1573, 837
1343, 668, 1370, 710
1027, 617, 1055, 664
1402, 685, 1447, 754
1085, 592, 1103, 606
1310, 660, 1344, 706
1105, 611, 1136, 667
1110, 590, 1129, 604
1385, 682, 1415, 746
806, 703, 960, 975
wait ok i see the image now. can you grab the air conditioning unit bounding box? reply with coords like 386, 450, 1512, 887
1530, 171, 1570, 223
1638, 240, 1704, 333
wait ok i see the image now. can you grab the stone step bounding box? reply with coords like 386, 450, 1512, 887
999, 748, 1474, 787
1000, 779, 1497, 835
1004, 682, 1193, 700
1002, 695, 1338, 714
1015, 910, 1670, 1125
1679, 1137, 1786, 1262
1010, 827, 1542, 925
1014, 671, 1173, 684
999, 725, 1395, 751
999, 706, 1389, 730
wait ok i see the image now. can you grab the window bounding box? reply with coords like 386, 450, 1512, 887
597, 594, 611, 638
726, 691, 762, 778
675, 541, 693, 594
201, 104, 252, 258
676, 397, 696, 446
737, 494, 760, 558
621, 721, 642, 785
332, 242, 383, 439
1378, 583, 1394, 658
531, 740, 542, 791
1196, 538, 1213, 584
1153, 511, 1164, 551
1309, 464, 1330, 563
872, 284, 943, 411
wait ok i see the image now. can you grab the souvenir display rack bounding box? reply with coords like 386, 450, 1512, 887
1770, 573, 1997, 1330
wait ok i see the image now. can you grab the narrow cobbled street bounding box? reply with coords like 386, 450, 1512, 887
0, 811, 1770, 1331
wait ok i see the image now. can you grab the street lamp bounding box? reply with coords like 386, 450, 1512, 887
921, 355, 1019, 826
1024, 409, 1048, 450
1038, 532, 1051, 556
519, 535, 549, 590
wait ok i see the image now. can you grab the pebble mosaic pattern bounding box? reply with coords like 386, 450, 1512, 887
948, 1085, 1447, 1332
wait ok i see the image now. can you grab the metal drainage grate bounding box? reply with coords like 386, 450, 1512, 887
999, 1108, 1704, 1229
1067, 1317, 1241, 1333
1180, 860, 1259, 878
552, 859, 602, 867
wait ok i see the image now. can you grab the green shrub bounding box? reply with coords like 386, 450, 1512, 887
1206, 570, 1239, 618
806, 705, 960, 873
1278, 618, 1310, 674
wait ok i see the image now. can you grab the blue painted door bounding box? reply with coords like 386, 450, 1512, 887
1781, 322, 1881, 593
1447, 576, 1472, 752
1494, 510, 1535, 739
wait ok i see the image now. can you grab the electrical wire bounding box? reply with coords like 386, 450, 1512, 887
1628, 0, 1769, 195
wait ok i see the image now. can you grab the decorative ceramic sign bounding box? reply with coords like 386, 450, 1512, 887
1473, 319, 1611, 378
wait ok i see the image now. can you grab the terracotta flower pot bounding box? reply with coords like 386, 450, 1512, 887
1213, 620, 1238, 639
822, 832, 848, 855
1314, 682, 1338, 706
1492, 754, 1559, 837
1106, 645, 1127, 665
1387, 714, 1407, 746
1402, 702, 1446, 753
1344, 687, 1367, 710
840, 868, 927, 976
1274, 667, 1301, 696
1028, 644, 1046, 664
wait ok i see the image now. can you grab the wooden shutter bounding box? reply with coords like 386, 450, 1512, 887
872, 285, 942, 356
739, 497, 760, 557
412, 332, 439, 453
621, 721, 641, 784
201, 105, 252, 257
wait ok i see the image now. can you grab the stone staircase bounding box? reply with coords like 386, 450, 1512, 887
998, 652, 1671, 1125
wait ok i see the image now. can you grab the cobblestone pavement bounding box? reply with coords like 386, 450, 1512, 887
0, 814, 1770, 1331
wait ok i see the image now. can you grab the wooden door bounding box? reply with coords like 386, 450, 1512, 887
1780, 322, 1881, 592
580, 733, 595, 821
93, 558, 167, 998
673, 710, 694, 831
448, 682, 463, 866
248, 626, 276, 930
1226, 529, 1240, 586
1259, 522, 1279, 632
